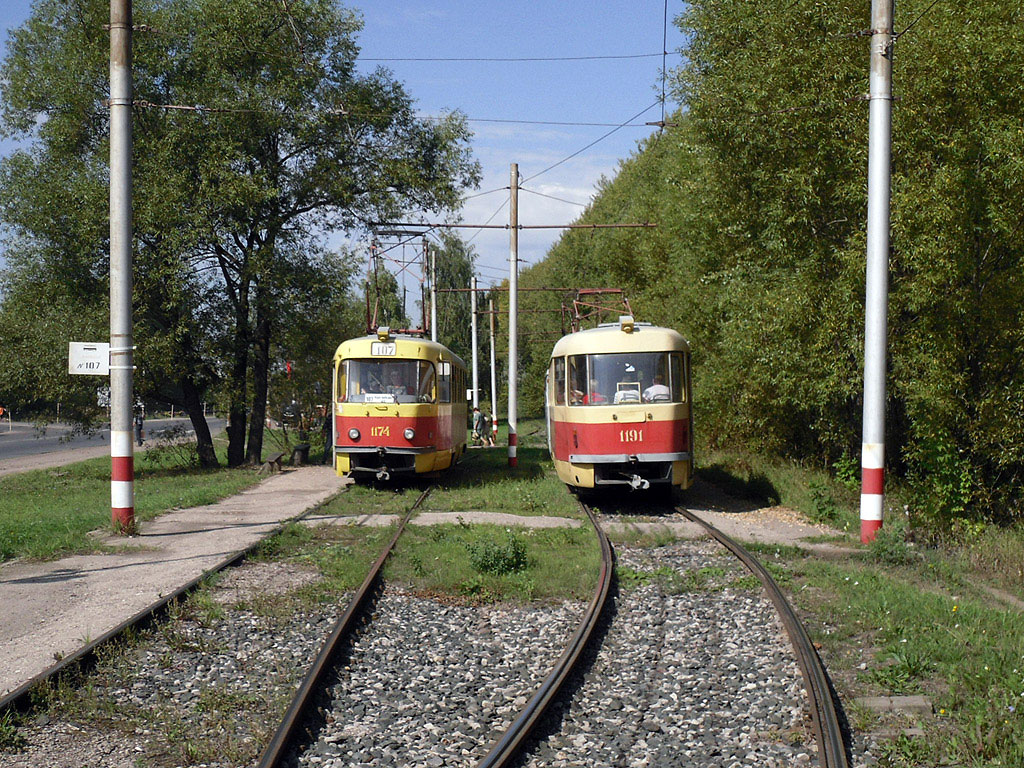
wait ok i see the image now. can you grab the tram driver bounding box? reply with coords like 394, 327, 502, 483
642, 374, 671, 402
387, 368, 412, 396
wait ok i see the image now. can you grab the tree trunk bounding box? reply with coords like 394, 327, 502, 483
181, 377, 218, 468
246, 291, 271, 464
226, 277, 251, 467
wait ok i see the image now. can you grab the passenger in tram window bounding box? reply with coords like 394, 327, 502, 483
568, 364, 585, 404
583, 379, 606, 405
387, 369, 412, 396
643, 374, 671, 402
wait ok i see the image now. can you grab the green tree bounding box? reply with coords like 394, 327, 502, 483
432, 231, 476, 364
0, 0, 480, 466
519, 0, 1024, 526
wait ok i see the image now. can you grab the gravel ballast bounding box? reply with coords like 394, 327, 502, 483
2, 541, 877, 767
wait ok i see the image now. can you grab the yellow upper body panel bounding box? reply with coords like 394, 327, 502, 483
334, 333, 466, 369
550, 321, 689, 359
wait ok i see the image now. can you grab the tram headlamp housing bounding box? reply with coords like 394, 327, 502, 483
403, 427, 416, 441
348, 428, 360, 440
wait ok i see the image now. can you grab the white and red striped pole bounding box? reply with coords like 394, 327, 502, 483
507, 163, 518, 468
111, 429, 135, 528
860, 443, 884, 542
860, 0, 894, 543
109, 0, 135, 531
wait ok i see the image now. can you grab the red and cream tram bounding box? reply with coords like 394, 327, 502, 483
332, 327, 467, 479
546, 316, 694, 491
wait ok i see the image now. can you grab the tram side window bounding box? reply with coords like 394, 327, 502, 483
568, 355, 586, 404
552, 357, 566, 404
438, 361, 451, 403
454, 367, 464, 403
670, 353, 685, 402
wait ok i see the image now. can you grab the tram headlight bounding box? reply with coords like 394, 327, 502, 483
403, 427, 416, 441
348, 428, 360, 441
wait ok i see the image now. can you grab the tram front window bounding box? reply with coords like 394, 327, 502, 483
570, 352, 685, 405
339, 360, 435, 404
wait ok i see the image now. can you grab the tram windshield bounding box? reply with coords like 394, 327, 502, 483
338, 359, 435, 404
566, 352, 684, 405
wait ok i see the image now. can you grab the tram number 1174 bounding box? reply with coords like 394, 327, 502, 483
619, 428, 643, 443
371, 425, 390, 437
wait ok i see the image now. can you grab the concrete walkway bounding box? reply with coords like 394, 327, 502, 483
0, 466, 343, 699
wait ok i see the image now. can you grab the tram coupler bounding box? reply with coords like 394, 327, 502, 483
376, 468, 391, 481
628, 474, 650, 490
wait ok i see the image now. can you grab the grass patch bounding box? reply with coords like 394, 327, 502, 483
0, 436, 265, 562
779, 550, 1024, 766
434, 446, 581, 518
698, 449, 862, 533
386, 522, 599, 603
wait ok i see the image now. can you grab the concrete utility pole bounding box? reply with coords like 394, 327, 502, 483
471, 276, 479, 408
489, 297, 498, 445
428, 239, 437, 342
860, 0, 894, 543
109, 0, 135, 531
507, 163, 519, 468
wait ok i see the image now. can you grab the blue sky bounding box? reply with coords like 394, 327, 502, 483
0, 1, 686, 292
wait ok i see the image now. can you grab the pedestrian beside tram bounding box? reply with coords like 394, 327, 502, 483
472, 406, 487, 446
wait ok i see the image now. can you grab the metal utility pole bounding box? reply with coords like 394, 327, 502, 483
471, 276, 479, 408
860, 0, 894, 544
428, 238, 437, 342
507, 163, 519, 468
109, 0, 135, 531
489, 297, 498, 445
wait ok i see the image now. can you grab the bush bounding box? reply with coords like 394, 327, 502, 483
465, 531, 529, 576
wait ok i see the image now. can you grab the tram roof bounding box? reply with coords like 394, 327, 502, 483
334, 331, 466, 369
550, 319, 690, 358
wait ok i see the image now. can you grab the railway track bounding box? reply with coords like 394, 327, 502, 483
257, 494, 614, 768
1, 480, 851, 768
674, 505, 850, 768
550, 503, 851, 768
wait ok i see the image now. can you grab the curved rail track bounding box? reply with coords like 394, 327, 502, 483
674, 505, 850, 768
475, 500, 613, 768
256, 495, 615, 768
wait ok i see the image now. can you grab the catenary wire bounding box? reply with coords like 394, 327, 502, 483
521, 101, 661, 184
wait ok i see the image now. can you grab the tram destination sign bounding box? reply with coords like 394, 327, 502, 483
68, 342, 110, 376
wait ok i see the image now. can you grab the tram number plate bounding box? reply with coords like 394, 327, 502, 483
619, 428, 644, 443
371, 342, 397, 356
371, 425, 390, 437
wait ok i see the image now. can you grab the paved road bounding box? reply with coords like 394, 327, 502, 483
0, 417, 225, 476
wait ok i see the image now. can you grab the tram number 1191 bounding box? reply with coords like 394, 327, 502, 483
619, 428, 643, 443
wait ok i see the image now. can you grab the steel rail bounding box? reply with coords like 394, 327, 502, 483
0, 486, 347, 717
675, 506, 850, 768
475, 499, 614, 768
256, 486, 432, 768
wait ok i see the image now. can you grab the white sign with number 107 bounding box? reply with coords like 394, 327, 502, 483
68, 342, 110, 376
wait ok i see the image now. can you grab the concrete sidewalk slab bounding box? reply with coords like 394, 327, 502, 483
0, 465, 343, 699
